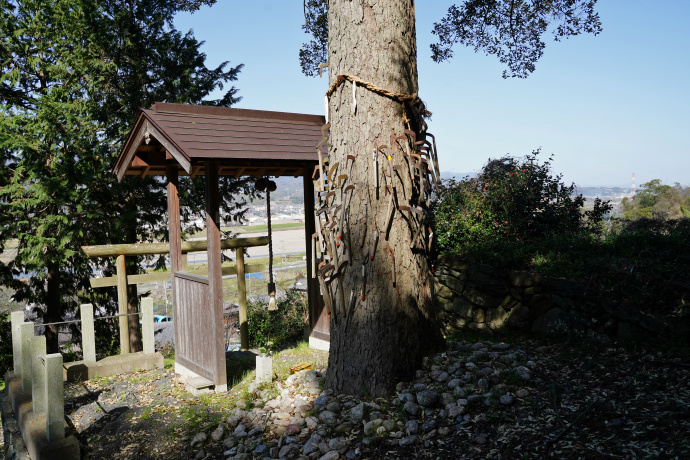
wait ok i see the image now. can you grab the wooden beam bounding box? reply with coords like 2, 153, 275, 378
117, 120, 149, 182
149, 123, 191, 173
82, 237, 269, 257
234, 167, 246, 178
116, 119, 191, 181
90, 271, 171, 288
131, 156, 149, 167
89, 264, 266, 288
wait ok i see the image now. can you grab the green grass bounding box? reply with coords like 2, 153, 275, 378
140, 406, 153, 421
236, 222, 305, 233
189, 340, 328, 417
144, 252, 308, 308
0, 379, 5, 391
159, 343, 175, 370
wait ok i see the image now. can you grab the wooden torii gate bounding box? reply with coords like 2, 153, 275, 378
113, 102, 329, 391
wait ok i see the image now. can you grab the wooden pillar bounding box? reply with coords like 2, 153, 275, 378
166, 163, 182, 362
166, 164, 182, 273
236, 249, 248, 350
205, 161, 227, 390
303, 173, 321, 331
116, 254, 129, 354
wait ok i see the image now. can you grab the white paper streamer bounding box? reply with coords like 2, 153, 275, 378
324, 94, 329, 123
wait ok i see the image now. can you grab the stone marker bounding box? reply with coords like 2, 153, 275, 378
81, 304, 97, 363
20, 322, 34, 392
45, 353, 65, 442
256, 355, 272, 384
11, 311, 24, 373
31, 335, 47, 414
141, 298, 154, 354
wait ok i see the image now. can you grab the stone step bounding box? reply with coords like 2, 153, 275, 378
185, 376, 215, 395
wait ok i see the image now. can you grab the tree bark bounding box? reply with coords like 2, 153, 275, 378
324, 0, 444, 396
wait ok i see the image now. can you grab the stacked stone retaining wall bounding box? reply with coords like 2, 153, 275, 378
433, 255, 680, 343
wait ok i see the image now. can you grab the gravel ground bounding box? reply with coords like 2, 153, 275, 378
57, 335, 690, 460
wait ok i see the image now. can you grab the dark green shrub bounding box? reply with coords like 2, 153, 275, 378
601, 218, 690, 318
247, 289, 308, 352
431, 150, 612, 252
444, 218, 690, 322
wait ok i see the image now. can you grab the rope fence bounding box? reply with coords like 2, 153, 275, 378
33, 311, 142, 329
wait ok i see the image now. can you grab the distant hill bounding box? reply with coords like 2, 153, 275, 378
263, 172, 477, 201
575, 186, 632, 200
256, 173, 632, 203
440, 171, 475, 181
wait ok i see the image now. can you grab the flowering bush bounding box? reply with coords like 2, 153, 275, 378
431, 150, 611, 252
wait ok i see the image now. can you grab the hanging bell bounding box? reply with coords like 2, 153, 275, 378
255, 177, 268, 192
267, 180, 277, 192
267, 282, 277, 311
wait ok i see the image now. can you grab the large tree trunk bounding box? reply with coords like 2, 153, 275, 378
324, 0, 444, 396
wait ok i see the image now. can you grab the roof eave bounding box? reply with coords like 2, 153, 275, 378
113, 110, 192, 182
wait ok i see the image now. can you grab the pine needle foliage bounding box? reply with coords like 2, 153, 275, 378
0, 0, 251, 352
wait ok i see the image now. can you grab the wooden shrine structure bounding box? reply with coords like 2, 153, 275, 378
113, 102, 329, 391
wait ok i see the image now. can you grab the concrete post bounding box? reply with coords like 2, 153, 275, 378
141, 297, 154, 354
31, 335, 47, 414
80, 303, 97, 363
11, 311, 24, 373
20, 322, 34, 392
45, 353, 65, 442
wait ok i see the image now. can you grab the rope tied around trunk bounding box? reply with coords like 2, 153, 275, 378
325, 73, 431, 128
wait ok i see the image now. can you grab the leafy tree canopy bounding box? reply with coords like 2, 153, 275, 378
0, 0, 249, 351
431, 0, 602, 78
299, 0, 601, 78
621, 180, 690, 221
299, 0, 329, 77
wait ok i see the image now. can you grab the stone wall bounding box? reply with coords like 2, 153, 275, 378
433, 255, 677, 342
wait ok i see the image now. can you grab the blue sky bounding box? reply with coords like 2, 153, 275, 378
175, 1, 689, 188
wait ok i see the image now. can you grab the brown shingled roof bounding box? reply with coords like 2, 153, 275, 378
114, 102, 326, 181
